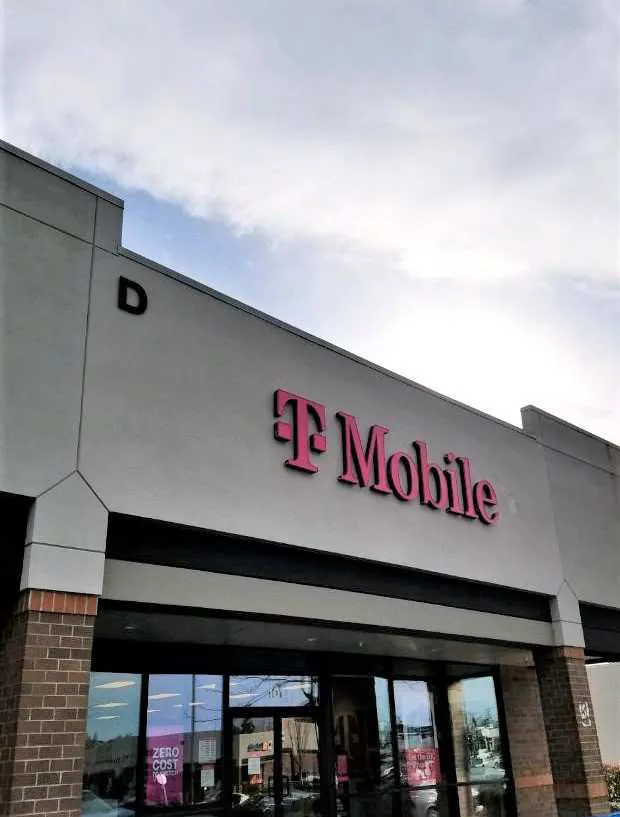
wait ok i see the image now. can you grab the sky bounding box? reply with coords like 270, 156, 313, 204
2, 0, 619, 442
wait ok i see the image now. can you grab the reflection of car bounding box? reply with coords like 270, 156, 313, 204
470, 771, 508, 816
81, 791, 135, 817
233, 792, 251, 806
410, 786, 437, 817
232, 789, 320, 816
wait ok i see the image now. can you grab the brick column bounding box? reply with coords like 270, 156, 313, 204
536, 647, 609, 817
0, 590, 96, 817
499, 665, 558, 817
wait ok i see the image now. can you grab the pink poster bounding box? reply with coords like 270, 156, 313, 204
146, 733, 184, 805
405, 747, 439, 787
336, 754, 349, 783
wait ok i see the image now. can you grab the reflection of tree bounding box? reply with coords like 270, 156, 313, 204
283, 719, 311, 779
83, 733, 138, 806
240, 718, 255, 734
464, 711, 502, 769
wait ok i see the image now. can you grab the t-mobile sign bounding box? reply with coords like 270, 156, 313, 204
273, 388, 499, 526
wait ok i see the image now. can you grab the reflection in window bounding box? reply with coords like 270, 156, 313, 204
449, 676, 508, 817
145, 674, 223, 810
82, 672, 141, 816
231, 715, 274, 812
229, 676, 318, 708
374, 678, 393, 782
332, 677, 393, 817
394, 681, 440, 790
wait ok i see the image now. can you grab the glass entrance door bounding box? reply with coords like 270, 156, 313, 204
230, 711, 322, 817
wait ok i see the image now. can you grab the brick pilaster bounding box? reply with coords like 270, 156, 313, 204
500, 665, 558, 817
536, 646, 610, 817
0, 590, 96, 816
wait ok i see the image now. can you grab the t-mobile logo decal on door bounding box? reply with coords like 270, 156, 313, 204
272, 387, 499, 525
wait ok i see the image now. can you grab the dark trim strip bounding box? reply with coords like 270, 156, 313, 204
96, 598, 542, 652
135, 672, 149, 814
106, 512, 551, 622
92, 600, 535, 681
0, 492, 33, 619
581, 602, 620, 659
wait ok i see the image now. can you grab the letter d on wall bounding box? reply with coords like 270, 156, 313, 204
118, 276, 148, 315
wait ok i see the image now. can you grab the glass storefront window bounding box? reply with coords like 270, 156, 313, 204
374, 678, 393, 783
145, 674, 223, 810
232, 714, 275, 811
394, 681, 442, 816
394, 680, 439, 781
82, 672, 141, 816
229, 675, 318, 708
84, 669, 514, 816
332, 676, 394, 817
281, 715, 321, 815
449, 676, 508, 817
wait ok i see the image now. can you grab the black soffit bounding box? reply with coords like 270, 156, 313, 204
581, 603, 620, 660
92, 604, 535, 676
106, 512, 551, 622
0, 492, 33, 619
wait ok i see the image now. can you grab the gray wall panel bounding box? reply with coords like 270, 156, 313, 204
0, 205, 92, 495
545, 448, 619, 607
79, 250, 564, 594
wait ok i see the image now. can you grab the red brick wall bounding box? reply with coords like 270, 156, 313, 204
536, 646, 610, 817
0, 591, 96, 816
500, 665, 558, 817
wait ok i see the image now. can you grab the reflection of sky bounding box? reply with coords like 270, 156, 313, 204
394, 681, 433, 729
374, 678, 391, 732
229, 676, 317, 708
460, 677, 499, 723
86, 672, 141, 743
147, 675, 222, 737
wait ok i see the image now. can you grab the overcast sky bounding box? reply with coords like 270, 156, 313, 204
3, 0, 619, 442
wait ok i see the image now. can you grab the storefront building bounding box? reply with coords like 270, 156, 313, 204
1, 141, 618, 817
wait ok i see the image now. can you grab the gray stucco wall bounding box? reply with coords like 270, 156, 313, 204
522, 408, 620, 608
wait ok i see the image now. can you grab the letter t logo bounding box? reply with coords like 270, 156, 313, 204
273, 389, 327, 473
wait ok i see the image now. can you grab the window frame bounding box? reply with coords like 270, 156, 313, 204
84, 664, 517, 817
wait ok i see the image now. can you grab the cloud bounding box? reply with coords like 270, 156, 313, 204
2, 0, 619, 440
4, 0, 618, 282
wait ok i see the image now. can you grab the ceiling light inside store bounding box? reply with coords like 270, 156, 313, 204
96, 715, 121, 720
95, 680, 136, 689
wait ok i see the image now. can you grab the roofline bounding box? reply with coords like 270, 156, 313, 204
0, 140, 124, 207
522, 404, 619, 452
6, 139, 615, 451
119, 246, 527, 439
